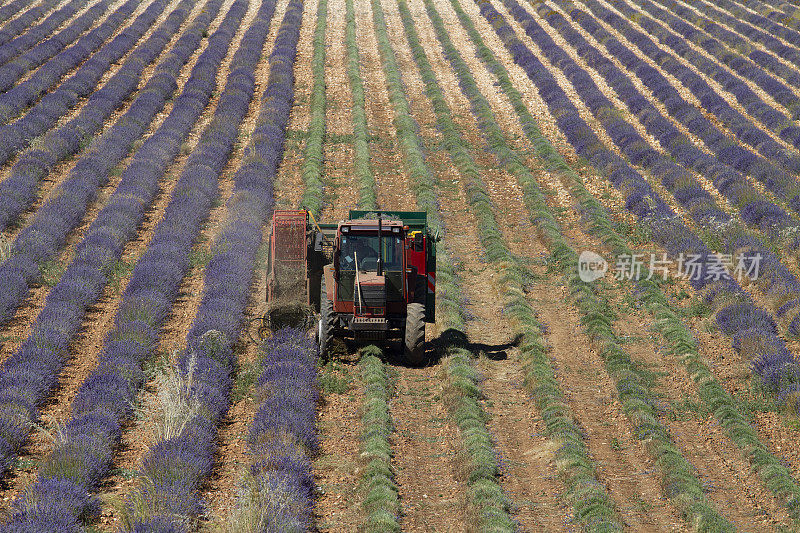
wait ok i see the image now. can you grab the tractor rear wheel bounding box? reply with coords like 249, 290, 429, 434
319, 281, 335, 359
404, 302, 425, 365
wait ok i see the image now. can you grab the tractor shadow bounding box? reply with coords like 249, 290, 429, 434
383, 328, 522, 368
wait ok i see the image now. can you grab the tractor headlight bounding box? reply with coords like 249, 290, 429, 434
341, 226, 349, 233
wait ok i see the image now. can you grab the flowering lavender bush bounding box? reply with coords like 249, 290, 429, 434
636, 0, 800, 114
125, 0, 304, 526
0, 0, 40, 27
0, 0, 59, 49
0, 0, 154, 128
0, 0, 265, 527
601, 0, 800, 148
0, 0, 91, 69
0, 0, 114, 92
0, 0, 213, 337
225, 329, 318, 532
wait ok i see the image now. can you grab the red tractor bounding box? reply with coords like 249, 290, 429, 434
266, 210, 436, 363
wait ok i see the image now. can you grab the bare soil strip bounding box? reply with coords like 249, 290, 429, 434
355, 0, 414, 212
314, 361, 365, 533
271, 0, 315, 211
320, 0, 356, 222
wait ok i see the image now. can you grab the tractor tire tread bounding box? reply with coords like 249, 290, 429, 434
404, 302, 425, 365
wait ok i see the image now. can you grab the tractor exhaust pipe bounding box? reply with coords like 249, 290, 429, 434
378, 216, 383, 276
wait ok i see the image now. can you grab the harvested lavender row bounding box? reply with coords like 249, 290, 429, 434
0, 0, 146, 127
0, 0, 228, 487
475, 0, 800, 402
0, 0, 89, 68
0, 4, 263, 528
0, 0, 194, 232
0, 0, 59, 48
126, 0, 303, 525
568, 0, 800, 180
539, 1, 800, 219
0, 0, 113, 92
230, 329, 318, 531
629, 0, 800, 114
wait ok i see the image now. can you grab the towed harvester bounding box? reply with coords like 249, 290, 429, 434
266, 209, 436, 363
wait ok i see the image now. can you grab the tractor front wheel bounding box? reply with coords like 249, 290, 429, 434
319, 281, 334, 359
404, 302, 425, 365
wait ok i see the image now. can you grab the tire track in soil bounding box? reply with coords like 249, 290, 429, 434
533, 278, 687, 531
0, 0, 238, 517
90, 0, 282, 525
310, 0, 367, 526
376, 0, 480, 528
390, 366, 467, 532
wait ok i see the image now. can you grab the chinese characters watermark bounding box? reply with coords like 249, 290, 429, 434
578, 251, 762, 283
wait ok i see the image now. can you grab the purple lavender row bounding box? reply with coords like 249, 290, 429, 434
0, 0, 193, 236
237, 329, 318, 531
0, 0, 89, 69
649, 0, 800, 89
569, 0, 800, 184
476, 0, 800, 399
0, 0, 218, 486
600, 0, 800, 158
0, 0, 39, 26
631, 0, 800, 116
0, 0, 59, 48
127, 0, 303, 527
0, 0, 113, 92
710, 0, 800, 46
510, 0, 794, 232
540, 1, 800, 220
683, 0, 800, 74
0, 3, 266, 528
0, 0, 145, 127
508, 0, 800, 331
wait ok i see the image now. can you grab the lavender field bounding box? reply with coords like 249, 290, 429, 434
1, 0, 800, 529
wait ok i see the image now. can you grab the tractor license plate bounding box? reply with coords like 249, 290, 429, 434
351, 317, 388, 331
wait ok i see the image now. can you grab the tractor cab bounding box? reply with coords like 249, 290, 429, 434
266, 210, 436, 363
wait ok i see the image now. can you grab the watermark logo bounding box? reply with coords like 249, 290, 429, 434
577, 251, 762, 282
578, 250, 608, 282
